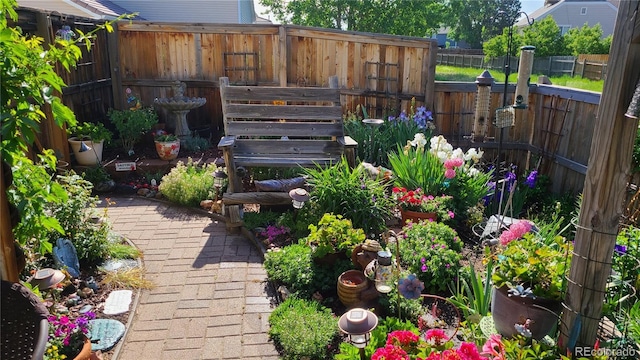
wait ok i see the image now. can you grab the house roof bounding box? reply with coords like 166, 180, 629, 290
515, 0, 618, 36
17, 0, 140, 20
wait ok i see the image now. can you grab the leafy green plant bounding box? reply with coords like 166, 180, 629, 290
268, 297, 340, 360
398, 221, 463, 293
66, 121, 113, 143
303, 157, 393, 234
304, 213, 365, 258
489, 222, 572, 301
50, 173, 110, 266
180, 135, 209, 152
264, 244, 314, 297
448, 258, 494, 321
243, 211, 283, 231
158, 159, 215, 206
343, 101, 433, 167
81, 165, 112, 188
377, 270, 424, 321
7, 150, 67, 254
108, 107, 158, 154
389, 143, 446, 196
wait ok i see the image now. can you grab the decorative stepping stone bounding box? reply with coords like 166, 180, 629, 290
89, 318, 126, 352
53, 238, 81, 277
103, 290, 132, 315
100, 259, 139, 272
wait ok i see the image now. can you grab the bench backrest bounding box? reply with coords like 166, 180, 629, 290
219, 76, 347, 164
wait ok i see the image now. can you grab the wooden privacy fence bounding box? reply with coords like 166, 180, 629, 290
14, 6, 601, 196
434, 82, 600, 194
437, 53, 608, 80
114, 22, 438, 134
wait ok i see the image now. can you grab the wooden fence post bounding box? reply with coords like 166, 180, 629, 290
559, 0, 640, 352
278, 25, 287, 87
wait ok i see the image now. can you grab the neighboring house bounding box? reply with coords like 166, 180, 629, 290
17, 0, 268, 24
431, 28, 472, 49
516, 0, 618, 37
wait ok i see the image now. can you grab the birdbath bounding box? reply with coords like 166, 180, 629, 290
154, 81, 206, 138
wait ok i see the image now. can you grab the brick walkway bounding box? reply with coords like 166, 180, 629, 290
101, 196, 279, 360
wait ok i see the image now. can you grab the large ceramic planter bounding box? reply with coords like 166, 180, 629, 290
337, 270, 369, 307
154, 139, 180, 160
400, 209, 437, 224
491, 286, 562, 340
68, 138, 104, 166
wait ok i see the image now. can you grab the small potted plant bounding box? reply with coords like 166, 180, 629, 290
46, 311, 96, 359
487, 218, 573, 340
67, 122, 113, 165
153, 130, 180, 160
392, 187, 455, 223
304, 213, 366, 265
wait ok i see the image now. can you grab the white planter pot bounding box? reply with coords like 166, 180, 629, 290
68, 138, 104, 166
154, 140, 180, 160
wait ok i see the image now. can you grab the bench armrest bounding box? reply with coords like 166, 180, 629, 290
338, 136, 358, 147
218, 136, 237, 149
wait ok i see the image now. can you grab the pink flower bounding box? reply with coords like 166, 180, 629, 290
498, 230, 516, 245
482, 334, 506, 359
444, 159, 457, 169
456, 342, 484, 359
445, 168, 456, 179
452, 158, 464, 167
448, 211, 455, 219
371, 344, 409, 360
425, 329, 447, 346
509, 221, 532, 238
386, 330, 420, 347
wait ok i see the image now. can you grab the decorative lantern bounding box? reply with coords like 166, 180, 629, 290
473, 70, 494, 141
374, 250, 393, 294
362, 118, 385, 163
514, 46, 536, 109
338, 308, 378, 359
288, 188, 309, 209
213, 169, 228, 189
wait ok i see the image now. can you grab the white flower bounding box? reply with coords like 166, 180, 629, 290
451, 148, 465, 159
410, 133, 427, 148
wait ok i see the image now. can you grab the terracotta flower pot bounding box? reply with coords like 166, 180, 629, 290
400, 209, 437, 224
491, 286, 562, 340
72, 335, 92, 360
154, 139, 180, 160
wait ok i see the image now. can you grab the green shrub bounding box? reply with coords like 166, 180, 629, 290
303, 157, 393, 234
264, 244, 314, 297
108, 107, 158, 154
50, 173, 111, 266
305, 213, 365, 258
398, 221, 463, 293
377, 271, 424, 321
181, 135, 210, 152
243, 211, 283, 231
158, 159, 215, 206
268, 297, 339, 360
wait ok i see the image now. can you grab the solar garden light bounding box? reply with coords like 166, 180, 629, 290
338, 308, 378, 360
288, 188, 309, 209
213, 169, 227, 201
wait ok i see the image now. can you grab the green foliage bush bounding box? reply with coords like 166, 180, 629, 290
67, 121, 113, 143
181, 135, 210, 152
263, 243, 352, 299
398, 221, 463, 293
303, 157, 393, 234
158, 159, 215, 206
305, 213, 365, 258
268, 297, 339, 360
388, 144, 445, 196
108, 107, 158, 154
50, 173, 110, 266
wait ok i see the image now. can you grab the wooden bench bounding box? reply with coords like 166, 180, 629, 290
217, 76, 357, 200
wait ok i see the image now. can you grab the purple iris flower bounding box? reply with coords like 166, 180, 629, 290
525, 170, 538, 188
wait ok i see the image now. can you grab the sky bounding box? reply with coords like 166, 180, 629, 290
255, 0, 547, 24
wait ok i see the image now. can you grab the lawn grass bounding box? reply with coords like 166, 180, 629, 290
436, 65, 604, 93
